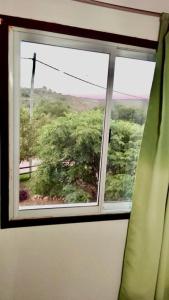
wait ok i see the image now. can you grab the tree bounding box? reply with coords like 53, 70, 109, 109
111, 104, 147, 125
20, 99, 70, 162
29, 108, 143, 203
33, 100, 70, 119
104, 120, 143, 201
30, 109, 103, 201
20, 107, 36, 161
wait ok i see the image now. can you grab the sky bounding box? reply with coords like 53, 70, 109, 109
20, 41, 155, 100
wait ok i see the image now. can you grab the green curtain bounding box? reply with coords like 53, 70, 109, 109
118, 13, 169, 300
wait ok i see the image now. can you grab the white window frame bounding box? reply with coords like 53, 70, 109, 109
8, 27, 155, 221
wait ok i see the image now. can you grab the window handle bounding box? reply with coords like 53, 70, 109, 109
109, 128, 112, 143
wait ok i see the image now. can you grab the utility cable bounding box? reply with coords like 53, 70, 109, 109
21, 57, 147, 100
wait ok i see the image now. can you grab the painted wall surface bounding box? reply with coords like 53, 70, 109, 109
0, 221, 128, 300
0, 0, 164, 299
101, 0, 169, 13
0, 0, 159, 40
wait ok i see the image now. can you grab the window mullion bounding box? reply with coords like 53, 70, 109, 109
98, 51, 116, 213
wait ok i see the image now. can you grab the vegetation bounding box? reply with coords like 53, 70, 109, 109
112, 104, 146, 125
20, 87, 146, 203
20, 107, 36, 161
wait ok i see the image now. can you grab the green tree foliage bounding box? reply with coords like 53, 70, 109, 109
29, 109, 143, 202
20, 87, 145, 202
33, 100, 70, 119
105, 174, 134, 201
105, 121, 143, 200
20, 100, 70, 162
112, 104, 146, 125
30, 109, 103, 201
20, 107, 36, 161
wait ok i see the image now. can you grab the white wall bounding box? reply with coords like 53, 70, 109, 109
0, 221, 128, 300
0, 1, 163, 300
102, 0, 169, 14
0, 0, 160, 40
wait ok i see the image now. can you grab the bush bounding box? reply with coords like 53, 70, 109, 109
105, 174, 134, 201
63, 185, 91, 203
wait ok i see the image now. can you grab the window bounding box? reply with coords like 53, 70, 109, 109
3, 22, 156, 226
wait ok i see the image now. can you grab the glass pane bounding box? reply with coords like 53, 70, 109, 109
19, 41, 109, 209
104, 57, 155, 204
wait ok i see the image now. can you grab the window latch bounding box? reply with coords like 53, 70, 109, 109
108, 128, 112, 143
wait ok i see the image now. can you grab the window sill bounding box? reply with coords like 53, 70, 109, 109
1, 211, 130, 229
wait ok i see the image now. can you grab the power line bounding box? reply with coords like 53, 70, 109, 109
37, 59, 106, 90
21, 57, 146, 100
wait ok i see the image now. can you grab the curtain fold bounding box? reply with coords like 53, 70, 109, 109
118, 13, 169, 300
